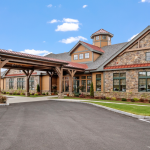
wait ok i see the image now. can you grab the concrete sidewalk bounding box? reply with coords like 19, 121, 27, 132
7, 95, 58, 104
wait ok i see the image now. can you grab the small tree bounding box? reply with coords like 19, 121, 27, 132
37, 84, 40, 93
90, 82, 94, 97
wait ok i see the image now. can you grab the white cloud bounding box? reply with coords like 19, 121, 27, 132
141, 0, 150, 2
58, 4, 61, 7
8, 49, 12, 51
63, 18, 79, 23
43, 41, 46, 43
59, 36, 87, 44
83, 5, 88, 8
47, 19, 61, 24
47, 4, 52, 7
20, 49, 50, 56
128, 33, 139, 41
55, 23, 79, 32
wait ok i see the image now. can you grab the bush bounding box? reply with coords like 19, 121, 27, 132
0, 96, 7, 103
13, 92, 16, 95
20, 92, 25, 95
3, 91, 6, 94
17, 93, 20, 95
67, 93, 69, 97
79, 94, 85, 98
101, 96, 106, 100
34, 93, 38, 96
6, 92, 9, 94
37, 84, 40, 93
106, 97, 111, 100
131, 99, 135, 102
122, 98, 127, 101
74, 93, 79, 97
90, 82, 94, 97
42, 93, 45, 95
9, 93, 12, 95
46, 92, 48, 95
133, 98, 139, 102
112, 97, 116, 100
139, 98, 144, 102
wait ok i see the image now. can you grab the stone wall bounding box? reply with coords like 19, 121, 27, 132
106, 49, 150, 67
5, 75, 39, 93
101, 69, 150, 99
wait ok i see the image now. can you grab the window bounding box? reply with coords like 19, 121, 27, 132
73, 76, 80, 93
85, 53, 89, 59
79, 54, 83, 59
102, 36, 106, 40
81, 80, 86, 92
62, 76, 69, 92
29, 77, 34, 90
74, 55, 78, 60
113, 73, 126, 92
96, 74, 101, 91
139, 72, 150, 92
108, 36, 110, 41
146, 53, 150, 61
9, 78, 14, 89
96, 36, 99, 40
87, 76, 92, 92
81, 76, 86, 79
17, 78, 25, 89
19, 70, 22, 73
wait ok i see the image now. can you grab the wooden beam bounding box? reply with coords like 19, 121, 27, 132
0, 59, 9, 68
46, 71, 54, 77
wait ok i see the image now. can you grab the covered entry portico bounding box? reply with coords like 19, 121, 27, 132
0, 49, 88, 98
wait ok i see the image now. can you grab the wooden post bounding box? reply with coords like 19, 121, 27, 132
0, 59, 9, 94
67, 69, 76, 96
22, 69, 34, 97
46, 71, 54, 95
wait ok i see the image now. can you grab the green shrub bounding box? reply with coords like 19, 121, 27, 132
112, 97, 116, 100
133, 98, 139, 102
106, 97, 111, 100
74, 93, 79, 97
34, 93, 38, 96
122, 98, 127, 101
37, 84, 40, 92
13, 92, 16, 95
46, 92, 48, 95
3, 91, 6, 94
90, 82, 94, 97
6, 92, 9, 94
42, 93, 45, 95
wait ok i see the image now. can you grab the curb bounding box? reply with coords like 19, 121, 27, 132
0, 103, 9, 106
51, 99, 150, 119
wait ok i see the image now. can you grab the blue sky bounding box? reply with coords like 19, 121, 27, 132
0, 0, 150, 57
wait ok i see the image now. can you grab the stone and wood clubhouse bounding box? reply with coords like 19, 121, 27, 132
1, 26, 150, 98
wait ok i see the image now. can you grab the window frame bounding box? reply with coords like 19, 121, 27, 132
9, 78, 14, 89
85, 53, 89, 59
96, 74, 101, 91
102, 35, 106, 40
96, 36, 99, 40
138, 71, 150, 92
17, 78, 25, 89
74, 54, 78, 60
79, 54, 84, 60
145, 52, 150, 61
29, 77, 34, 90
113, 73, 126, 92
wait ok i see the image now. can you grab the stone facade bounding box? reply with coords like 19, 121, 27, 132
107, 49, 150, 67
140, 33, 150, 48
101, 69, 150, 99
5, 69, 39, 93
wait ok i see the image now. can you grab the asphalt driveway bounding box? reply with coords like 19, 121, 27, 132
0, 100, 150, 150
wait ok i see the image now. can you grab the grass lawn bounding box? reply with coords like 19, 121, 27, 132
89, 101, 150, 116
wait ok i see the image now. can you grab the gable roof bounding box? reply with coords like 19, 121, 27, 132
0, 49, 88, 70
98, 25, 150, 71
86, 42, 128, 71
91, 29, 114, 39
68, 41, 104, 55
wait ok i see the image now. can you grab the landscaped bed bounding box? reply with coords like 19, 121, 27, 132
0, 95, 7, 104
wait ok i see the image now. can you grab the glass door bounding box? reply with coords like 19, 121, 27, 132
73, 80, 80, 93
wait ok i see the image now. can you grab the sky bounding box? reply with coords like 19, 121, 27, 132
0, 0, 150, 65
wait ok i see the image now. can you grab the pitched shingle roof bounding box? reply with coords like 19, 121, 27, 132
81, 41, 105, 53
91, 29, 113, 38
0, 49, 88, 70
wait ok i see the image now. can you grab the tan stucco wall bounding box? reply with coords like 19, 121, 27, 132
41, 75, 49, 91
93, 52, 100, 61
71, 51, 93, 63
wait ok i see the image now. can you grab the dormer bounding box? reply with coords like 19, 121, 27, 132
69, 41, 104, 63
91, 29, 114, 48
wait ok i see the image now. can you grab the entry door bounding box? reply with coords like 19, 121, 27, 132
73, 80, 80, 93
